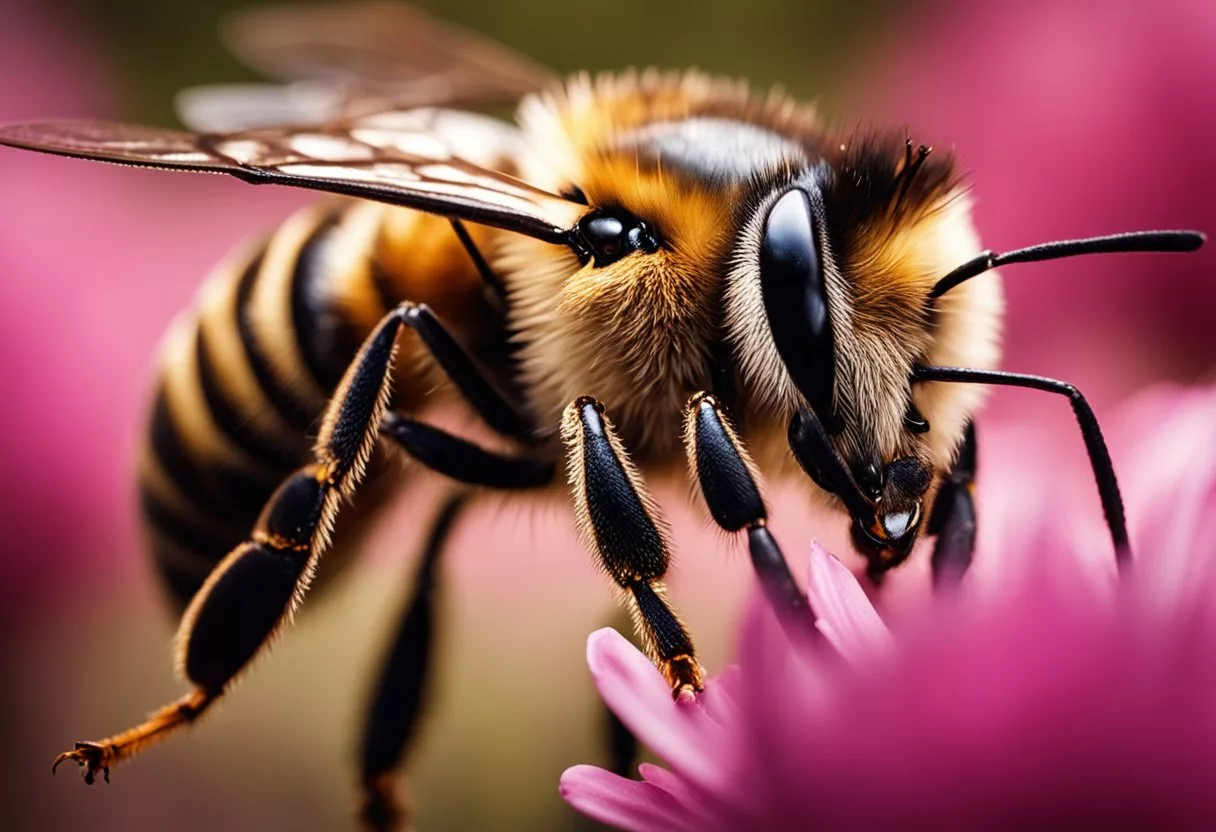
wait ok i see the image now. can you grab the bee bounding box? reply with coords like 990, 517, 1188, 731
1, 1, 1203, 828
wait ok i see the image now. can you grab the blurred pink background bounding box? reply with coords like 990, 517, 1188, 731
1, 0, 1212, 829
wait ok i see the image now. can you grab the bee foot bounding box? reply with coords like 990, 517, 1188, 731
359, 772, 406, 832
53, 742, 114, 785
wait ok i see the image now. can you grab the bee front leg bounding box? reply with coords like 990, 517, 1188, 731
682, 393, 817, 643
561, 397, 703, 697
926, 421, 978, 587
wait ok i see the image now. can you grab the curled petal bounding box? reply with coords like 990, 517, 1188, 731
560, 765, 695, 832
807, 541, 892, 662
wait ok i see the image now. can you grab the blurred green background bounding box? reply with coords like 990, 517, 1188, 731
3, 0, 1213, 830
75, 0, 891, 126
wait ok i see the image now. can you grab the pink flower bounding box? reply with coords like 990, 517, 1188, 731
561, 384, 1216, 830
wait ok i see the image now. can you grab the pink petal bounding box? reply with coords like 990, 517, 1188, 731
807, 541, 892, 662
638, 763, 719, 827
1117, 386, 1216, 606
560, 765, 695, 832
738, 588, 831, 702
585, 629, 731, 791
695, 665, 743, 728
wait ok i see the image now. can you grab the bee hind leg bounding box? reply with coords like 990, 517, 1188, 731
51, 689, 215, 785
561, 397, 703, 698
52, 302, 546, 785
51, 301, 409, 782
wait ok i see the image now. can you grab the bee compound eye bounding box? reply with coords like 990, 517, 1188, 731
576, 209, 659, 267
758, 188, 838, 426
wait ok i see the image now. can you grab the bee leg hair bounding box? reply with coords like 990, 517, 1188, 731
926, 421, 977, 587
561, 397, 704, 697
358, 492, 467, 832
682, 393, 817, 644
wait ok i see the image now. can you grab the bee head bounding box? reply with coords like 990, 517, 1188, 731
727, 136, 1003, 571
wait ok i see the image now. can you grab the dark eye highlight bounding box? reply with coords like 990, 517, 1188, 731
758, 187, 838, 426
575, 208, 660, 267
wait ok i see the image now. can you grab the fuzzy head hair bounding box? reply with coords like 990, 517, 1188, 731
726, 134, 1002, 499
501, 71, 1002, 501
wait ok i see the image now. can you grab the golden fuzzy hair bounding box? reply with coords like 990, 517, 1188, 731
506, 71, 814, 456
501, 71, 1002, 505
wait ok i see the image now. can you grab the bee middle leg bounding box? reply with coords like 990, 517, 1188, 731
358, 492, 468, 832
561, 397, 703, 697
53, 303, 550, 785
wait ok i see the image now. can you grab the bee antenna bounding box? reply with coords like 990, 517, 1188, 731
892, 138, 932, 213
930, 229, 1206, 299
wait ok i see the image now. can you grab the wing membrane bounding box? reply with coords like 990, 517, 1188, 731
0, 115, 582, 243
175, 81, 346, 133
220, 1, 554, 107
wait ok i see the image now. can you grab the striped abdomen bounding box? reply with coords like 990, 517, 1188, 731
139, 200, 496, 607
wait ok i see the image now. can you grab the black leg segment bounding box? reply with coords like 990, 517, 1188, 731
913, 366, 1130, 570
398, 304, 537, 442
359, 493, 467, 832
787, 407, 876, 527
598, 609, 642, 777
562, 397, 703, 696
926, 421, 978, 588
184, 303, 417, 692
683, 393, 816, 642
380, 413, 554, 489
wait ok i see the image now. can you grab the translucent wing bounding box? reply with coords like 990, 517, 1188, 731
0, 111, 583, 243
220, 1, 554, 108
175, 81, 346, 133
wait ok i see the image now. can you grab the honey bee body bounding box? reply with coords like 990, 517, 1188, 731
149, 71, 1002, 605
4, 3, 1200, 826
